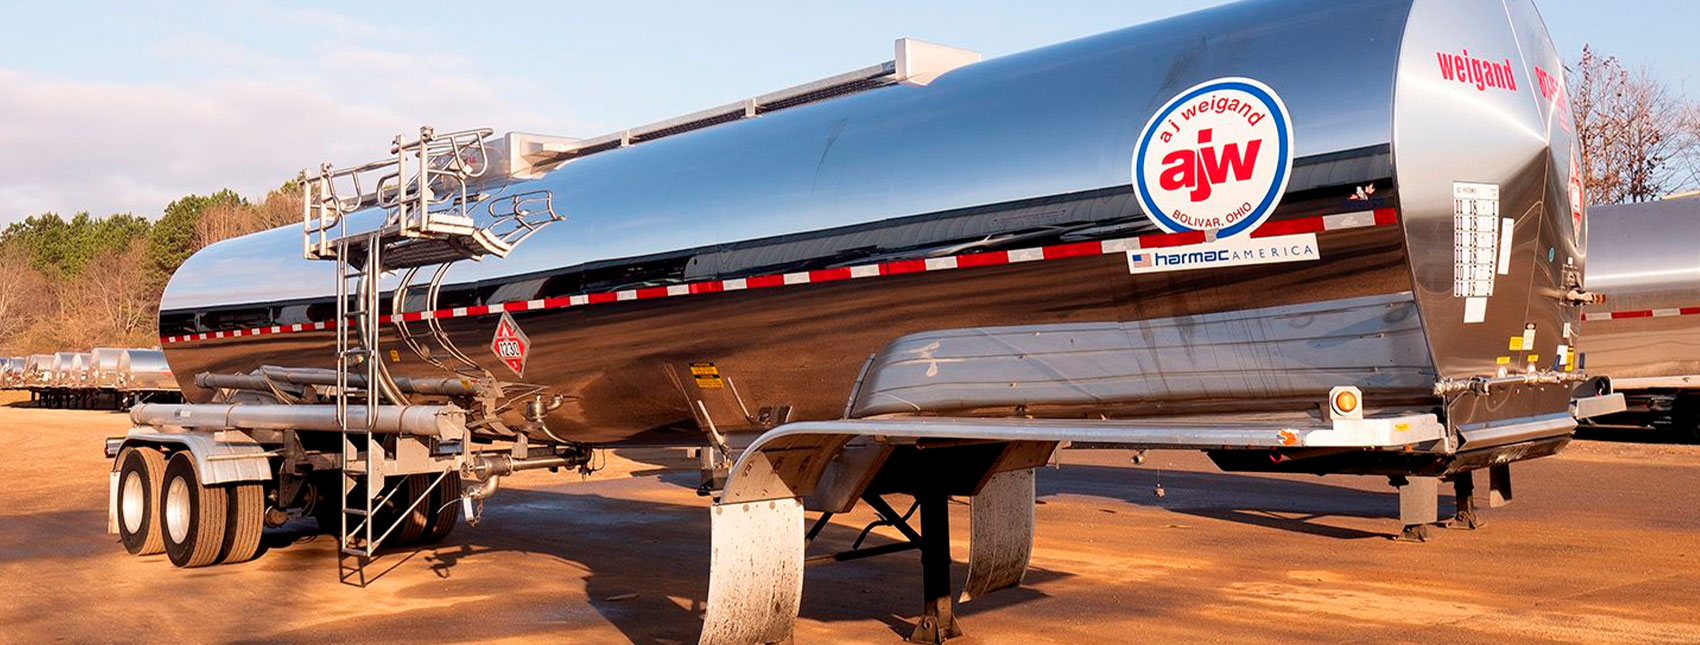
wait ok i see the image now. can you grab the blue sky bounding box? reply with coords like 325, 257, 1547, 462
0, 0, 1692, 222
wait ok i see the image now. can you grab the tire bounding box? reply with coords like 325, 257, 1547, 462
160, 452, 229, 568
1673, 396, 1700, 444
389, 475, 432, 545
116, 447, 167, 556
310, 473, 344, 536
218, 483, 265, 564
420, 473, 461, 544
370, 475, 428, 547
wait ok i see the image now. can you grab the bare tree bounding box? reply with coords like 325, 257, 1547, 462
196, 183, 303, 246
0, 247, 47, 350
1570, 45, 1699, 205
72, 241, 159, 345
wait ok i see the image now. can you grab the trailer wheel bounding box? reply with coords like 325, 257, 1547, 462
117, 447, 167, 556
369, 475, 428, 546
218, 483, 265, 564
309, 473, 343, 535
160, 452, 229, 568
420, 473, 461, 544
1666, 395, 1700, 442
394, 475, 434, 544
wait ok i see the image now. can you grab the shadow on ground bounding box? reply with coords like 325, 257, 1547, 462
1577, 422, 1699, 445
1036, 463, 1460, 541
227, 463, 1452, 642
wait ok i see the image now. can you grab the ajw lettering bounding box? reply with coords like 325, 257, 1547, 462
1159, 129, 1261, 202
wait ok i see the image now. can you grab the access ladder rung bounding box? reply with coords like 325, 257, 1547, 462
343, 507, 370, 517
342, 547, 371, 558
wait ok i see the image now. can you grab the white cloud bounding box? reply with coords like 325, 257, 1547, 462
0, 7, 572, 223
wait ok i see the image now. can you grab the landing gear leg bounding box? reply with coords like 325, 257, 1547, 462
909, 490, 962, 644
1488, 463, 1513, 508
1446, 471, 1483, 530
1392, 475, 1438, 542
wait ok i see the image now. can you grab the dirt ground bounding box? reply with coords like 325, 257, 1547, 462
1, 395, 1698, 644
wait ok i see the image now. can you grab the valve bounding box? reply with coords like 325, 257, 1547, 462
1562, 288, 1603, 306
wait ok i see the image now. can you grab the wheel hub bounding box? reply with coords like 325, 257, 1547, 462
121, 471, 144, 533
165, 476, 191, 544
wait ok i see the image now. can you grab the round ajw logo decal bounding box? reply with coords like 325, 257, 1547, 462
1133, 77, 1294, 238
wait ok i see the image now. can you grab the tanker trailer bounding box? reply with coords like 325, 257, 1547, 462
69, 351, 94, 408
106, 0, 1615, 641
114, 348, 180, 406
89, 348, 124, 389
89, 347, 126, 409
22, 353, 52, 405
45, 351, 81, 408
1581, 197, 1700, 439
0, 357, 22, 390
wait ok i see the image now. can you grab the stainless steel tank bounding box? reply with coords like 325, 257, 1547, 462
49, 352, 81, 388
155, 0, 1584, 469
89, 347, 126, 389
1583, 197, 1700, 381
1581, 197, 1700, 432
23, 354, 53, 388
116, 349, 177, 392
0, 357, 22, 389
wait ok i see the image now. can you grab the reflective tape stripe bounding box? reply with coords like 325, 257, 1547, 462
162, 208, 1401, 344
1583, 307, 1700, 321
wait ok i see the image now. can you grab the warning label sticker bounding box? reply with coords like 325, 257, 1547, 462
690, 361, 724, 389
490, 312, 530, 377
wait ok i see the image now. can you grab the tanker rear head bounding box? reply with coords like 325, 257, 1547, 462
1385, 0, 1588, 437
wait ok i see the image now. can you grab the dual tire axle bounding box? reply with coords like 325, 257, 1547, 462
115, 447, 459, 568
116, 447, 263, 567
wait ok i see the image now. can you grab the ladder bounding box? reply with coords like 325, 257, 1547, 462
300, 125, 564, 561
335, 234, 384, 559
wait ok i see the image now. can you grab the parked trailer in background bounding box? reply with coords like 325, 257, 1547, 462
89, 348, 124, 389
107, 0, 1619, 641
1583, 197, 1700, 439
82, 348, 128, 409
0, 357, 23, 389
40, 352, 83, 408
22, 354, 52, 389
115, 349, 180, 405
33, 351, 103, 408
1, 348, 178, 408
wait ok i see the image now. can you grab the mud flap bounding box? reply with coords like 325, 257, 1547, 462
958, 468, 1035, 603
700, 497, 805, 645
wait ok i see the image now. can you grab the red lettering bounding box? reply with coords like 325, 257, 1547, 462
1204, 139, 1260, 186
1435, 48, 1518, 93
1159, 149, 1196, 194
1157, 128, 1262, 204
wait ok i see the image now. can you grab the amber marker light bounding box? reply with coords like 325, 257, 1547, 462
1328, 386, 1364, 420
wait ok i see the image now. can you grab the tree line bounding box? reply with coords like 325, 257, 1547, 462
0, 45, 1695, 355
0, 184, 300, 354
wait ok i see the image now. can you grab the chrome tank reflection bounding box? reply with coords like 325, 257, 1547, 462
1582, 199, 1700, 380
1392, 0, 1583, 427
159, 0, 1579, 448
